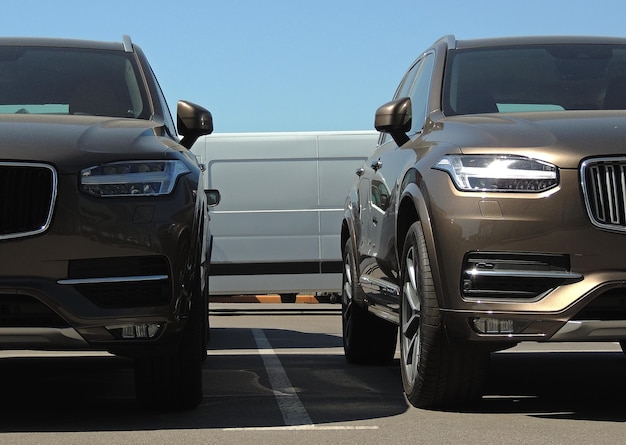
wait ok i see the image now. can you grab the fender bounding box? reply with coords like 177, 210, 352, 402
397, 168, 448, 310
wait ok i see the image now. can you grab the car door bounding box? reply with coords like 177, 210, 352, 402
358, 52, 436, 308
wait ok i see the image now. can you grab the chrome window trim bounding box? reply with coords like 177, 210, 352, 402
57, 275, 168, 285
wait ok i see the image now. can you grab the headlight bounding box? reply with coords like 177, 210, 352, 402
80, 160, 190, 197
434, 155, 558, 192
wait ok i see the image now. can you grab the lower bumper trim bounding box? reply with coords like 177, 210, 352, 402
0, 327, 89, 349
551, 320, 626, 341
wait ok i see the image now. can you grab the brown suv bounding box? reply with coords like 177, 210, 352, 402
341, 35, 626, 409
0, 36, 219, 410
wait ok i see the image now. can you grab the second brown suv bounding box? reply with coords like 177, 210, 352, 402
341, 35, 626, 408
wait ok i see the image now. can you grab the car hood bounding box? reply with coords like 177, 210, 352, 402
0, 114, 174, 173
434, 111, 626, 169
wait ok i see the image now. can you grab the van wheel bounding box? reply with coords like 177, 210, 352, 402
280, 293, 297, 303
342, 238, 397, 364
400, 221, 488, 408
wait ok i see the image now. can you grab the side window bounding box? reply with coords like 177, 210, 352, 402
395, 59, 422, 100
143, 62, 178, 139
408, 53, 435, 133
151, 69, 178, 138
380, 59, 422, 145
371, 179, 391, 212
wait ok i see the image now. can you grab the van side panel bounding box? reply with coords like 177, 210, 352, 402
192, 131, 378, 295
317, 133, 380, 276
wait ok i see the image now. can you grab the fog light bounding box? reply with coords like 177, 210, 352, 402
473, 318, 521, 334
106, 323, 161, 339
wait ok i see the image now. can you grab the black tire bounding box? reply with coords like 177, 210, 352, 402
199, 249, 210, 358
342, 238, 397, 364
400, 221, 489, 409
202, 274, 209, 360
134, 268, 205, 410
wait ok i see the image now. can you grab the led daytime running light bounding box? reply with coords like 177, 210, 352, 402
435, 155, 558, 192
80, 160, 190, 197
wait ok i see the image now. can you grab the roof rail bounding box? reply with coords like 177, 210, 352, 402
122, 35, 133, 52
436, 34, 456, 49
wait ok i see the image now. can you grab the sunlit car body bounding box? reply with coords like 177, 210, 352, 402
0, 36, 218, 410
341, 35, 626, 408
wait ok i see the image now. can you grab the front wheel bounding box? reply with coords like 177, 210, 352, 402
342, 238, 397, 364
400, 221, 489, 408
134, 268, 205, 410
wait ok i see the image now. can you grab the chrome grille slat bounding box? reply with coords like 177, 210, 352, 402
582, 158, 626, 231
621, 164, 626, 224
0, 162, 57, 240
606, 165, 617, 223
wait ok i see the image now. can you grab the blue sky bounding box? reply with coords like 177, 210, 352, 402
1, 0, 626, 133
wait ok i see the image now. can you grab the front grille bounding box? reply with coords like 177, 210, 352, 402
0, 162, 57, 240
581, 157, 626, 231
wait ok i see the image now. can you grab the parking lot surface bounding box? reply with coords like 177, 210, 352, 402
0, 302, 625, 444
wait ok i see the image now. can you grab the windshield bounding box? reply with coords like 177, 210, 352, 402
443, 44, 626, 115
0, 46, 149, 118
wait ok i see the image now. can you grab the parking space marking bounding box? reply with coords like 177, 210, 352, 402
207, 348, 344, 356
252, 328, 314, 427
224, 425, 379, 431
222, 328, 378, 432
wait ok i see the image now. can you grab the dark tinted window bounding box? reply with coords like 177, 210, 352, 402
144, 64, 177, 138
0, 46, 149, 117
408, 53, 435, 132
443, 44, 626, 115
380, 58, 423, 145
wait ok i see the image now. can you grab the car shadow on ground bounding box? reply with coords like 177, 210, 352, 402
0, 330, 625, 432
479, 350, 626, 421
0, 327, 407, 433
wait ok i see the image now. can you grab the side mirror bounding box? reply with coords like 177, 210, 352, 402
177, 100, 213, 149
206, 189, 221, 207
374, 97, 412, 146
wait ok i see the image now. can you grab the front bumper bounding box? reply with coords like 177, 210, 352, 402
0, 173, 202, 354
426, 167, 626, 343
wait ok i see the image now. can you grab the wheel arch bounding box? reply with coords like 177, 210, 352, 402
340, 195, 359, 267
397, 169, 446, 308
341, 202, 367, 307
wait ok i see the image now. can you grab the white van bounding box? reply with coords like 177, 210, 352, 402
190, 131, 378, 299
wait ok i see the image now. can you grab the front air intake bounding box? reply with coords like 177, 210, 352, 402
461, 252, 582, 300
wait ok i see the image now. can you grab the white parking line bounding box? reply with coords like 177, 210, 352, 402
207, 348, 345, 356
251, 328, 314, 427
224, 425, 379, 431
222, 328, 378, 432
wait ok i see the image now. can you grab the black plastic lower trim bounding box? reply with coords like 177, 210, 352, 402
211, 261, 342, 276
